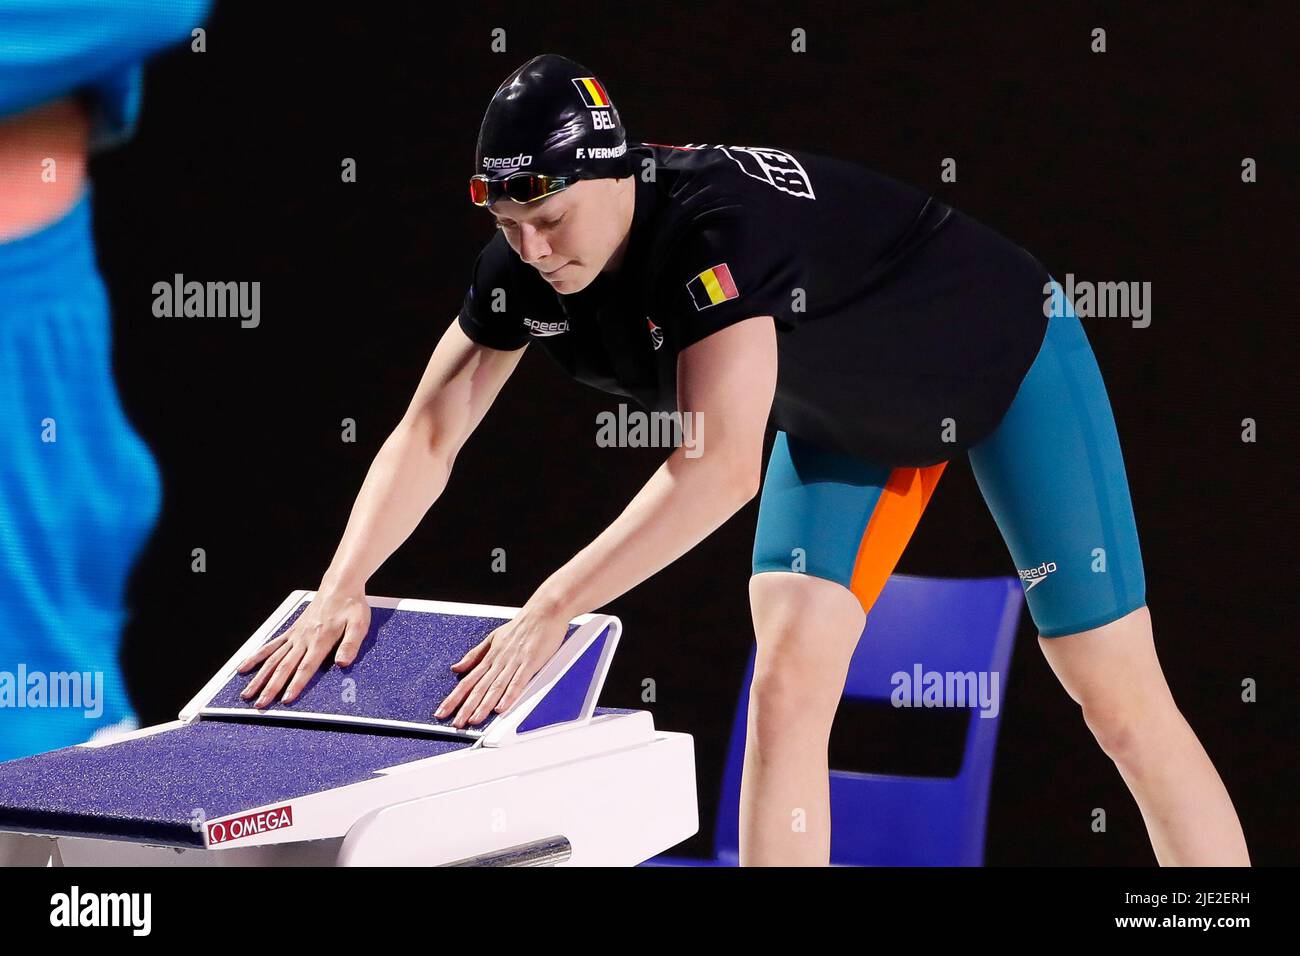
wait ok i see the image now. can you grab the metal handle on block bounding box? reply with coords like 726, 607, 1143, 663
440, 835, 572, 867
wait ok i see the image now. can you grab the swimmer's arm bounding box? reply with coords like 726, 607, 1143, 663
319, 319, 526, 591
0, 0, 211, 120
528, 315, 776, 619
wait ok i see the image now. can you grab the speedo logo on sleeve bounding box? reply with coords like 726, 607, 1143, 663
524, 317, 570, 337
686, 263, 739, 311
1017, 560, 1058, 591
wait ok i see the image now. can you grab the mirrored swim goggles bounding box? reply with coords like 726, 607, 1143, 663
469, 171, 575, 207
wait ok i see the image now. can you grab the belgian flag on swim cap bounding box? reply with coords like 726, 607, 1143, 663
686, 263, 740, 311
571, 77, 611, 108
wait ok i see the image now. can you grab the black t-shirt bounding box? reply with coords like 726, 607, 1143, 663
458, 141, 1050, 467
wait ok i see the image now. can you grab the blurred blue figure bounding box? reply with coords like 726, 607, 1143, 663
0, 0, 212, 760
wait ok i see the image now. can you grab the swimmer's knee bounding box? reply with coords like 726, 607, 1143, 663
747, 572, 866, 721
749, 571, 866, 636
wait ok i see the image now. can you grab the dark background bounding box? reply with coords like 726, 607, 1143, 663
91, 2, 1296, 863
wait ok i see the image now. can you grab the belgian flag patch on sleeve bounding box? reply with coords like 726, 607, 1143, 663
686, 263, 739, 311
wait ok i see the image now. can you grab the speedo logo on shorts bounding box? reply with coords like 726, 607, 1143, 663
524, 317, 570, 337
482, 153, 533, 172
1018, 560, 1059, 591
686, 263, 739, 311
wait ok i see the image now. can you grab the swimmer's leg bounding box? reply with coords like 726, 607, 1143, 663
748, 431, 946, 865
969, 281, 1248, 865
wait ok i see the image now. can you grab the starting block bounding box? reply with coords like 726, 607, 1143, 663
0, 591, 697, 866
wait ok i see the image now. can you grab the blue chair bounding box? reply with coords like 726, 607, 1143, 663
646, 574, 1023, 866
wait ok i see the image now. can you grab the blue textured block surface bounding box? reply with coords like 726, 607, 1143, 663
210, 603, 579, 731
0, 719, 470, 847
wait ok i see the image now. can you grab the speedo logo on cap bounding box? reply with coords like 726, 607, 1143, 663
571, 76, 612, 108
482, 153, 533, 172
686, 263, 740, 311
1018, 560, 1058, 591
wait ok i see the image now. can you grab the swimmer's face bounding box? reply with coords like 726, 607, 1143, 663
489, 178, 631, 293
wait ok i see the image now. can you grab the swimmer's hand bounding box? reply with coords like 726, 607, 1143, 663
434, 601, 569, 729
236, 583, 371, 708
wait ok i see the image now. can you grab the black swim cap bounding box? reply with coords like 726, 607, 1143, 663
473, 54, 633, 192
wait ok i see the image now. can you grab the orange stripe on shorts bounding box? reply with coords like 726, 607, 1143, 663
847, 461, 948, 614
